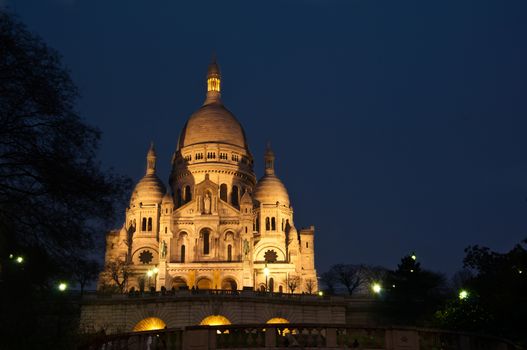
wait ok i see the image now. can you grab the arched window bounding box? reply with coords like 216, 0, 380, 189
203, 230, 210, 255
231, 185, 239, 207
227, 244, 232, 262
147, 217, 152, 231
176, 188, 182, 207
265, 217, 270, 231
220, 184, 228, 202
181, 245, 185, 263
184, 185, 191, 203
269, 278, 274, 292
271, 217, 276, 231
142, 218, 147, 231
279, 285, 283, 293
165, 227, 167, 233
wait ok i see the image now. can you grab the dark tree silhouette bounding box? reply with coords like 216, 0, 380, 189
438, 239, 527, 345
0, 10, 130, 284
0, 10, 130, 349
383, 254, 447, 325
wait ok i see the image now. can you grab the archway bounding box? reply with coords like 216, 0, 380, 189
197, 277, 212, 290
200, 315, 231, 326
133, 317, 166, 332
172, 276, 187, 290
221, 278, 237, 290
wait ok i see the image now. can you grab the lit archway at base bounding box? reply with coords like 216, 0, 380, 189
266, 317, 289, 324
133, 317, 166, 332
199, 315, 231, 326
267, 317, 291, 335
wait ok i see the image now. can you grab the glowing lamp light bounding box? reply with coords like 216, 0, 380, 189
459, 290, 469, 300
411, 254, 417, 261
15, 256, 24, 264
58, 282, 68, 291
153, 267, 159, 274
372, 283, 382, 294
147, 270, 154, 277
9, 254, 14, 259
263, 266, 270, 277
318, 291, 324, 296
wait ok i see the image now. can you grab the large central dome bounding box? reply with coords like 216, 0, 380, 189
177, 60, 247, 150
178, 102, 247, 149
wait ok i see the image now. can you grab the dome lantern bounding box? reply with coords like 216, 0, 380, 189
264, 142, 275, 175
146, 142, 156, 175
205, 55, 221, 105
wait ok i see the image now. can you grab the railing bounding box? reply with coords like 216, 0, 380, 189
81, 324, 517, 350
82, 289, 328, 301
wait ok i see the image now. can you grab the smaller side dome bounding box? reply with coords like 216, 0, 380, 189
253, 144, 290, 206
162, 192, 173, 204
130, 143, 166, 206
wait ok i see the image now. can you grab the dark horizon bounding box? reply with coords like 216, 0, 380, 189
6, 0, 527, 276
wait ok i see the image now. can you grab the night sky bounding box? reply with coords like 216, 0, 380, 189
5, 0, 527, 276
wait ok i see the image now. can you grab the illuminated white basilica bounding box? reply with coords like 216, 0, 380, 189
101, 60, 317, 293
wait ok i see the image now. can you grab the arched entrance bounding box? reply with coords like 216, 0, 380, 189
172, 276, 187, 290
221, 278, 237, 290
197, 277, 212, 290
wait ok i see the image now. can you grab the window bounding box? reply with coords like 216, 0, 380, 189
231, 185, 239, 207
220, 184, 227, 202
184, 154, 191, 161
231, 154, 239, 162
207, 152, 216, 159
195, 153, 204, 160
142, 218, 147, 231
256, 217, 260, 232
181, 245, 186, 263
219, 152, 228, 160
203, 231, 210, 255
227, 244, 232, 262
281, 219, 284, 231
165, 227, 167, 233
147, 217, 152, 231
265, 217, 270, 231
271, 217, 276, 231
306, 242, 309, 248
269, 278, 274, 292
184, 185, 191, 203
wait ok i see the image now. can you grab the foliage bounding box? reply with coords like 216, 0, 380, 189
0, 9, 130, 286
0, 10, 130, 349
305, 278, 316, 294
381, 254, 448, 325
435, 239, 527, 344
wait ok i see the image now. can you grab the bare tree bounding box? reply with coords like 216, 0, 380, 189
305, 278, 316, 294
320, 270, 338, 294
331, 264, 365, 295
71, 257, 100, 295
287, 275, 301, 294
101, 258, 131, 293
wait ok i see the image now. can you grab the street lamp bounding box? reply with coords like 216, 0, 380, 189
263, 264, 270, 292
459, 289, 469, 300
372, 283, 382, 294
58, 282, 68, 292
15, 256, 23, 264
147, 267, 159, 290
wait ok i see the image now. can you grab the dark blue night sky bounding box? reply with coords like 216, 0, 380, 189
6, 0, 527, 275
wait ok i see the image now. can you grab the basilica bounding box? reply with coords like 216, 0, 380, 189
100, 60, 317, 293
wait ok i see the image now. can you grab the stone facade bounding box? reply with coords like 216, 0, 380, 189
100, 59, 317, 293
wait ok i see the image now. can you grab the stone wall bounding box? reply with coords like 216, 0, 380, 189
79, 291, 348, 334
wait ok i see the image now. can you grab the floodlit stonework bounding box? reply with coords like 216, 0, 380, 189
100, 59, 317, 293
